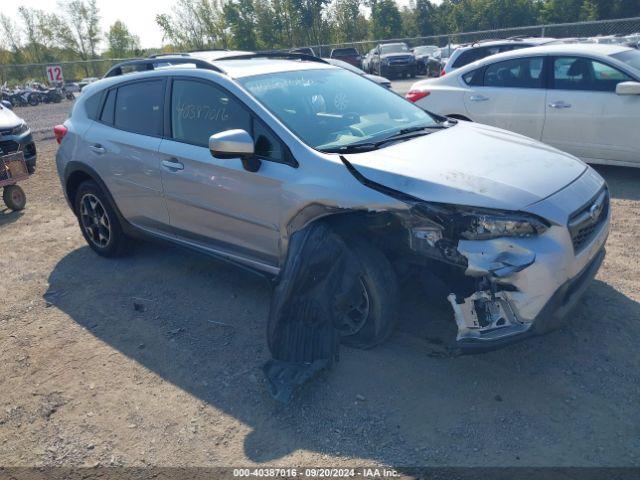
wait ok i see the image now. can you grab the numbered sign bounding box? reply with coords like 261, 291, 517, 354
45, 65, 64, 83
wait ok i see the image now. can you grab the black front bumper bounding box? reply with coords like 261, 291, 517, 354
0, 132, 37, 174
457, 247, 606, 353
381, 64, 416, 77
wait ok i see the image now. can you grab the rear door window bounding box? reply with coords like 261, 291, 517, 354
484, 57, 544, 88
114, 80, 164, 136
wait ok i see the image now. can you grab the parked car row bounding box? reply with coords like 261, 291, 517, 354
406, 43, 640, 168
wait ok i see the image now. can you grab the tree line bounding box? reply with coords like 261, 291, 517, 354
156, 0, 639, 51
0, 0, 638, 77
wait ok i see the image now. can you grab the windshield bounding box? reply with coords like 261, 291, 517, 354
380, 44, 409, 54
414, 46, 437, 56
239, 68, 438, 151
611, 50, 640, 74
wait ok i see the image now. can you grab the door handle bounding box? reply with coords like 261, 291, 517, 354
469, 95, 489, 102
161, 159, 184, 171
548, 101, 571, 109
89, 144, 106, 154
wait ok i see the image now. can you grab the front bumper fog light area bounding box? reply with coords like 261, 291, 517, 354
448, 291, 530, 347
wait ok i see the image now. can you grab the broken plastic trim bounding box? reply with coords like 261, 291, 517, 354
264, 223, 348, 403
448, 291, 531, 348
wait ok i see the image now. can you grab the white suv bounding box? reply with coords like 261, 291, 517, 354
442, 37, 555, 75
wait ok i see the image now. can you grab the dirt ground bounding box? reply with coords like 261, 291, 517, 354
1, 108, 640, 469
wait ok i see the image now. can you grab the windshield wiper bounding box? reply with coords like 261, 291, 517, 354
320, 142, 378, 153
321, 123, 452, 154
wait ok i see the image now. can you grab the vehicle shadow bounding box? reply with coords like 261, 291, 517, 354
45, 244, 640, 466
592, 164, 640, 201
0, 208, 24, 226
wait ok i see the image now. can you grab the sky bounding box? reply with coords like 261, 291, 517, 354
5, 0, 181, 49
5, 0, 434, 50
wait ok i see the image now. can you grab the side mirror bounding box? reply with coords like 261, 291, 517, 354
1, 100, 12, 110
209, 129, 260, 172
616, 81, 640, 95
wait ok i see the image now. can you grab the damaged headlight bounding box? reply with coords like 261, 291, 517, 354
10, 122, 28, 136
458, 210, 548, 241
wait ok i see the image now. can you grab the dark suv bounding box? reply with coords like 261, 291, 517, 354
329, 47, 362, 69
371, 42, 417, 79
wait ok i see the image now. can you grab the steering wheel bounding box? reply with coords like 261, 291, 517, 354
342, 112, 365, 137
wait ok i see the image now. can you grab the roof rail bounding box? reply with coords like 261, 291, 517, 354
148, 53, 191, 58
469, 38, 506, 46
104, 57, 224, 78
218, 51, 328, 64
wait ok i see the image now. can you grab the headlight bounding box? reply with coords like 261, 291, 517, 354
459, 210, 549, 240
381, 58, 390, 65
10, 122, 28, 136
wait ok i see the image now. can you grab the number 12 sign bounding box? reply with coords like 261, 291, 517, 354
46, 65, 64, 83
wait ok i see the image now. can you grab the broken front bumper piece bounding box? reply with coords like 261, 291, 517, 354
448, 247, 606, 352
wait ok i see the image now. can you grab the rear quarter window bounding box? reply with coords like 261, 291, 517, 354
463, 68, 484, 86
84, 92, 103, 120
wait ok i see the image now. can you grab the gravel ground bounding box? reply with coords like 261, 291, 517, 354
1, 88, 639, 469
13, 100, 75, 137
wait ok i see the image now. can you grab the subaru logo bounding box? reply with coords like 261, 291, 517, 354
589, 199, 604, 221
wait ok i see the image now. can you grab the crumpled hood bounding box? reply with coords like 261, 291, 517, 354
343, 122, 587, 211
0, 106, 21, 129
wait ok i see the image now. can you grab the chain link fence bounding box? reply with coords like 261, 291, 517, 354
308, 16, 640, 58
1, 16, 640, 86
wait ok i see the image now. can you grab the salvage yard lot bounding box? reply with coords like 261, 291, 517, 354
1, 97, 640, 468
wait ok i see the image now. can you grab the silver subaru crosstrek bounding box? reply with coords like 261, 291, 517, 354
55, 52, 609, 352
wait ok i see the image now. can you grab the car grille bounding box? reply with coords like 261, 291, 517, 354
0, 127, 13, 136
389, 57, 412, 65
0, 140, 19, 154
568, 187, 609, 253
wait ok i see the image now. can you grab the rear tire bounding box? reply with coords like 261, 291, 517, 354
3, 185, 26, 211
335, 238, 399, 349
74, 180, 130, 257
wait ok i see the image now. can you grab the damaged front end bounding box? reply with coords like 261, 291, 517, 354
405, 197, 608, 352
264, 158, 609, 401
404, 202, 551, 350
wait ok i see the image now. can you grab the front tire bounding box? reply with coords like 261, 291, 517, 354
74, 180, 130, 257
334, 238, 399, 349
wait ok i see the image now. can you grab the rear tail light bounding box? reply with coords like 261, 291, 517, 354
440, 69, 446, 76
53, 124, 68, 144
405, 90, 430, 103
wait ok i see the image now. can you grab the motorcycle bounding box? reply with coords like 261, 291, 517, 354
39, 88, 63, 103
61, 86, 76, 101
29, 82, 62, 104
6, 88, 39, 107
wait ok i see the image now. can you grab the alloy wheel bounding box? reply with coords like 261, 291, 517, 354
333, 277, 371, 336
79, 193, 111, 248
